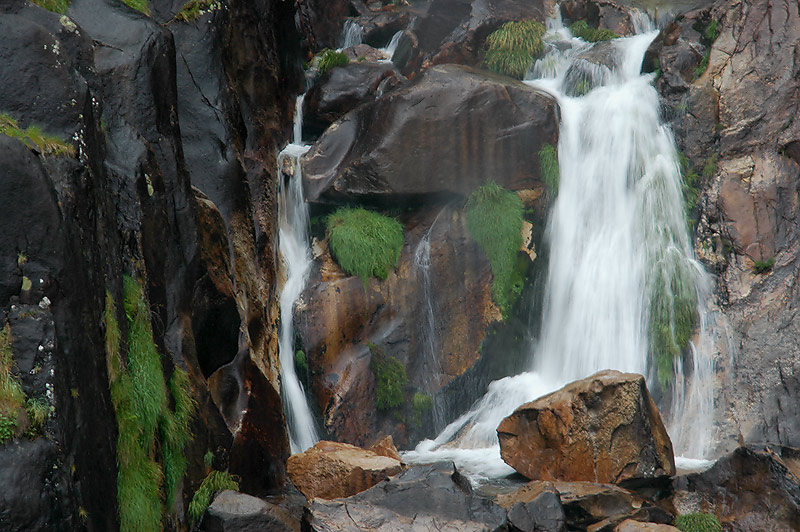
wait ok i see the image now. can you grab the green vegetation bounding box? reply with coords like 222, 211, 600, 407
30, 0, 70, 14
694, 20, 720, 80
753, 257, 775, 274
317, 49, 350, 74
704, 20, 719, 42
702, 154, 718, 180
0, 114, 75, 157
106, 277, 196, 531
0, 324, 24, 445
368, 343, 407, 411
24, 397, 51, 437
173, 0, 217, 21
693, 52, 710, 79
411, 392, 433, 427
569, 20, 618, 42
295, 350, 307, 375
484, 19, 545, 79
674, 513, 722, 532
539, 144, 559, 195
122, 0, 150, 15
465, 181, 524, 314
572, 79, 592, 97
326, 207, 404, 286
679, 152, 701, 217
188, 470, 239, 524
204, 451, 215, 467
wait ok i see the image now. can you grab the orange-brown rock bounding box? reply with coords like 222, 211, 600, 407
615, 521, 679, 532
287, 441, 404, 500
368, 436, 403, 462
497, 370, 675, 484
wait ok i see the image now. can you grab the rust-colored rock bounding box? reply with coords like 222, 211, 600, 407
497, 370, 675, 484
369, 436, 403, 462
287, 441, 404, 500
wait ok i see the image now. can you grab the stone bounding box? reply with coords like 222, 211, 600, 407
287, 441, 405, 500
369, 435, 403, 461
303, 462, 507, 531
496, 481, 566, 532
497, 370, 675, 484
201, 490, 302, 532
614, 521, 679, 532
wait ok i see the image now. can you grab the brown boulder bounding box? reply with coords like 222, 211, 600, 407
369, 436, 403, 461
497, 370, 675, 484
287, 441, 404, 500
614, 521, 679, 532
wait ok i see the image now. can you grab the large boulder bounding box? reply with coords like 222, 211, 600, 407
287, 441, 405, 500
303, 462, 508, 531
302, 64, 558, 203
200, 489, 304, 532
495, 481, 567, 532
671, 445, 800, 531
497, 371, 675, 484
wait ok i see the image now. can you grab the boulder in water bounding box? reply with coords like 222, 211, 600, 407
497, 370, 675, 484
287, 441, 405, 500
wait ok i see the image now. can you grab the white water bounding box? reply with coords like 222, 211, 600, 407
340, 20, 364, 49
277, 95, 320, 454
379, 31, 404, 62
406, 14, 717, 479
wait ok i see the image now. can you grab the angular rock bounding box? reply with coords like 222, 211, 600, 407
497, 370, 675, 484
369, 435, 403, 461
287, 441, 405, 500
672, 445, 800, 531
496, 481, 566, 532
201, 490, 302, 532
302, 64, 558, 203
614, 521, 679, 532
304, 462, 507, 531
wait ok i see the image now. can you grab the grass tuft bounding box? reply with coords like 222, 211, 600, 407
24, 397, 51, 438
484, 20, 545, 79
30, 0, 70, 14
539, 144, 559, 195
122, 0, 150, 15
369, 343, 407, 411
161, 368, 196, 511
674, 513, 722, 532
327, 207, 404, 286
753, 257, 775, 274
569, 20, 618, 42
317, 50, 350, 74
0, 113, 75, 157
173, 0, 219, 22
465, 181, 524, 314
0, 324, 25, 445
188, 470, 239, 524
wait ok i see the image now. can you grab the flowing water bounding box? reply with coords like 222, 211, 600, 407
277, 95, 320, 454
406, 13, 718, 480
340, 19, 364, 49
380, 31, 404, 62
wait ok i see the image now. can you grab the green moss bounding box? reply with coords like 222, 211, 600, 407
161, 368, 196, 511
539, 144, 559, 195
569, 20, 618, 42
122, 0, 150, 15
0, 114, 75, 157
674, 513, 722, 532
369, 343, 407, 411
327, 207, 404, 286
188, 470, 239, 524
295, 350, 307, 375
203, 451, 215, 467
703, 20, 719, 43
753, 257, 775, 274
30, 0, 70, 14
465, 181, 524, 314
173, 0, 217, 21
0, 324, 25, 445
317, 49, 350, 74
411, 392, 433, 427
484, 20, 545, 79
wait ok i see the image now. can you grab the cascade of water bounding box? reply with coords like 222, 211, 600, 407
340, 20, 364, 49
379, 31, 404, 62
277, 94, 320, 454
406, 13, 718, 479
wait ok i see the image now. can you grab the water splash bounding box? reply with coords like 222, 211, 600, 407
277, 94, 320, 454
380, 31, 404, 62
340, 20, 364, 49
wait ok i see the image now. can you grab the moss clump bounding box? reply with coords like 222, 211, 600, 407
0, 324, 24, 445
704, 20, 719, 42
317, 49, 350, 74
122, 0, 150, 15
484, 19, 545, 79
674, 513, 722, 532
465, 181, 524, 314
369, 343, 407, 411
295, 350, 307, 375
188, 470, 239, 524
753, 257, 775, 274
569, 20, 618, 42
327, 207, 404, 286
411, 392, 433, 427
30, 0, 70, 14
173, 0, 218, 22
0, 114, 75, 157
539, 144, 559, 195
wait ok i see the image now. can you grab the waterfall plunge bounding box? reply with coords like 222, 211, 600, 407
406, 16, 717, 479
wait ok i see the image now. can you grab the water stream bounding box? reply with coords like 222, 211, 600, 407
277, 95, 320, 454
406, 13, 718, 480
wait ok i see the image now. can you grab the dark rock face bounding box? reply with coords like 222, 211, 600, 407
200, 489, 303, 532
497, 371, 675, 484
672, 445, 800, 531
302, 64, 559, 204
495, 481, 567, 532
303, 462, 508, 531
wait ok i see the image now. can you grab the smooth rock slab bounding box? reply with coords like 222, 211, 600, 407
497, 370, 675, 484
201, 490, 301, 532
287, 441, 404, 500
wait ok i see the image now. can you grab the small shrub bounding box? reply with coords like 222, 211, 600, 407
674, 513, 722, 532
188, 470, 239, 523
411, 392, 433, 427
539, 144, 559, 195
369, 343, 407, 411
317, 49, 349, 74
0, 114, 75, 157
465, 181, 524, 314
484, 19, 545, 79
753, 257, 775, 274
569, 20, 618, 42
122, 0, 150, 15
327, 207, 404, 286
30, 0, 70, 13
0, 415, 16, 444
173, 0, 218, 22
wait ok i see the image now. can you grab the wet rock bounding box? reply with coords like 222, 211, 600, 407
302, 64, 558, 203
201, 490, 302, 532
287, 441, 405, 500
496, 481, 567, 532
341, 43, 389, 63
304, 62, 403, 138
559, 0, 640, 36
497, 370, 675, 484
369, 435, 403, 461
304, 462, 507, 531
671, 445, 800, 531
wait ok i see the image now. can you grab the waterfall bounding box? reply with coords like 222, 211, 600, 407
340, 20, 364, 49
277, 94, 320, 454
379, 31, 404, 62
406, 14, 718, 479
